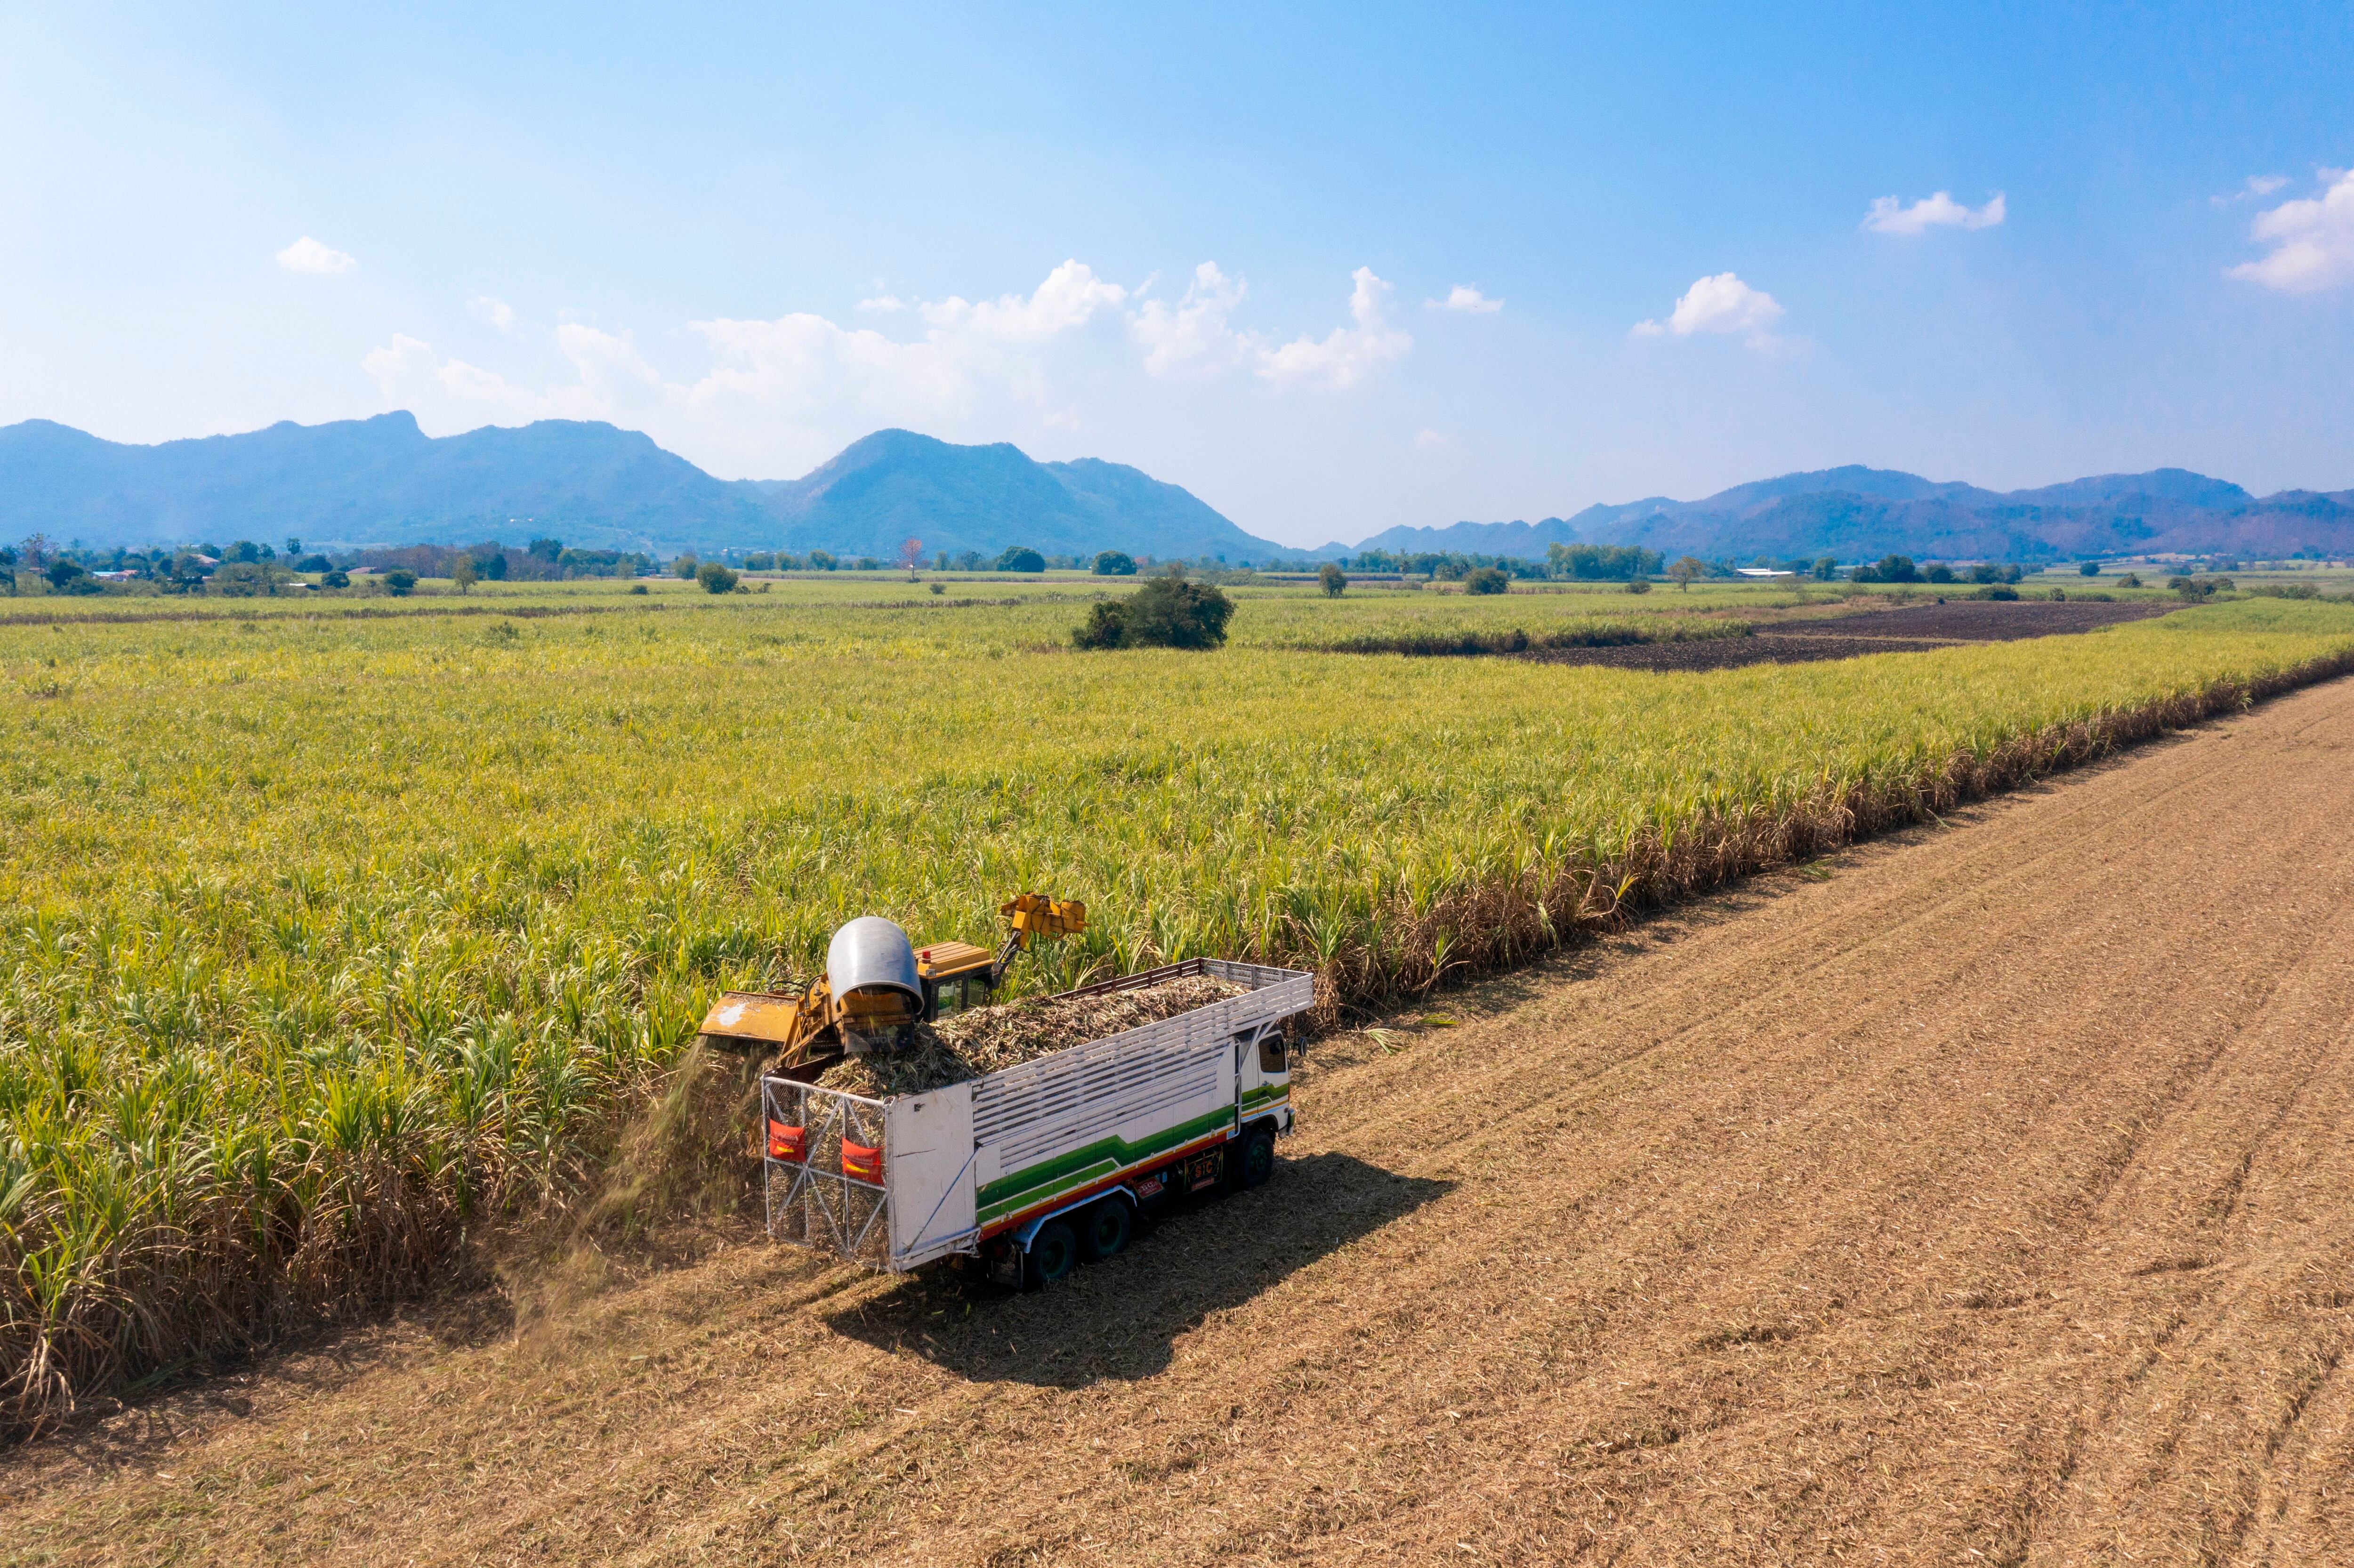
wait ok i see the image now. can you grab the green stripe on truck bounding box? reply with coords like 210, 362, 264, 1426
977, 1105, 1236, 1223
1239, 1083, 1290, 1113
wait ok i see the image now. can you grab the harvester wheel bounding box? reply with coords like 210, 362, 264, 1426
1024, 1220, 1079, 1289
1236, 1124, 1277, 1190
1079, 1199, 1131, 1261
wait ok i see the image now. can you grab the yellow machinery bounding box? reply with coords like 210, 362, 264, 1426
697, 895, 1087, 1072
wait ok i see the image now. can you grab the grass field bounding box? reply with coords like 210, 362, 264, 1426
5, 583, 2353, 1431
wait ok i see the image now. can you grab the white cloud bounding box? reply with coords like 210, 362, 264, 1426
1128, 263, 1411, 389
1631, 272, 1785, 347
2228, 169, 2354, 294
1427, 284, 1503, 313
468, 295, 516, 332
276, 236, 356, 275
1412, 428, 1454, 450
856, 294, 905, 313
1258, 267, 1411, 389
918, 259, 1126, 343
1861, 191, 2006, 235
363, 257, 1415, 484
1129, 262, 1252, 377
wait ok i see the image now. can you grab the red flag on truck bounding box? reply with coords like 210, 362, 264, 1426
841, 1139, 884, 1183
766, 1120, 806, 1163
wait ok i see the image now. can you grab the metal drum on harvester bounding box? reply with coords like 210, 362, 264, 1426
827, 916, 923, 1051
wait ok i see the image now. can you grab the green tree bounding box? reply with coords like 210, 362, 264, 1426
452, 559, 479, 594
808, 550, 838, 571
1667, 556, 1705, 591
1318, 562, 1347, 596
1092, 550, 1137, 576
696, 562, 740, 594
383, 568, 418, 597
995, 546, 1046, 573
1464, 566, 1509, 595
1626, 577, 1652, 595
1072, 569, 1234, 650
1813, 557, 1838, 581
2079, 560, 2102, 577
672, 555, 698, 580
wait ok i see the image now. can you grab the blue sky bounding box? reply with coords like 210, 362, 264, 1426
4, 2, 2351, 547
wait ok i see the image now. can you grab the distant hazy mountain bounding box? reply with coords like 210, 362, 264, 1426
1338, 465, 2352, 561
0, 412, 774, 554
742, 429, 1281, 560
0, 415, 1286, 561
11, 413, 2345, 563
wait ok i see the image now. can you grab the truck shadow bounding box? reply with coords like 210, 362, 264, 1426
822, 1151, 1449, 1388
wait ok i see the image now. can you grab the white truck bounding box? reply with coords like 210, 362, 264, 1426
754, 956, 1312, 1288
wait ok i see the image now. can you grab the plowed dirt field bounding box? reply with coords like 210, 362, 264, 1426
10, 677, 2354, 1566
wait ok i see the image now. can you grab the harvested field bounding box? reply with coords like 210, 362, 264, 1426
813, 976, 1246, 1098
1528, 595, 2177, 670
11, 673, 2354, 1565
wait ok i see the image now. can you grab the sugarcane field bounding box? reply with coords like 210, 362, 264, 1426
14, 12, 2354, 1561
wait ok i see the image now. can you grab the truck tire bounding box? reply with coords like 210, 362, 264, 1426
1235, 1123, 1277, 1190
1079, 1199, 1131, 1262
1024, 1220, 1079, 1289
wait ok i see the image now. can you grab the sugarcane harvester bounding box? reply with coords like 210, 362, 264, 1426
695, 895, 1314, 1288
698, 894, 1092, 1075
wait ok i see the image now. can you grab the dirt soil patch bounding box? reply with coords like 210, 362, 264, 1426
1529, 596, 2175, 671
10, 675, 2354, 1565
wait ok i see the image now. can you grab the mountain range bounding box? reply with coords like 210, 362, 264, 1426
0, 414, 1285, 562
1341, 464, 2354, 562
4, 414, 2350, 563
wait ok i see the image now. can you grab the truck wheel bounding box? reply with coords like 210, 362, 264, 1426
1024, 1220, 1079, 1289
1079, 1199, 1131, 1261
1236, 1124, 1277, 1190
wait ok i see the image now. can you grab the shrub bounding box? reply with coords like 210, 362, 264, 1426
2119, 572, 2144, 588
696, 562, 739, 594
1626, 577, 1652, 595
321, 570, 350, 589
1464, 566, 1509, 595
854, 557, 883, 572
1093, 551, 1137, 577
383, 568, 418, 596
1925, 563, 1956, 584
2080, 560, 2102, 577
995, 547, 1046, 574
672, 556, 698, 580
929, 581, 946, 595
1981, 584, 2019, 600
629, 583, 649, 595
1318, 563, 1347, 597
1072, 570, 1235, 650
